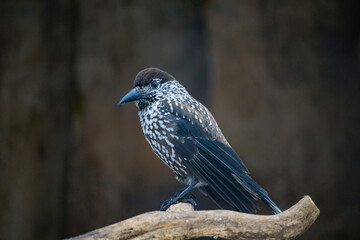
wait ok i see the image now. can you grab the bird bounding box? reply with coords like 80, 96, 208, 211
118, 67, 281, 214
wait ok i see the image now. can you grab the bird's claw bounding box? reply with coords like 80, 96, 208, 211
160, 193, 198, 211
160, 199, 174, 211
179, 193, 198, 210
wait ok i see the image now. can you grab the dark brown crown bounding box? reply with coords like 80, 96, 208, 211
133, 67, 175, 88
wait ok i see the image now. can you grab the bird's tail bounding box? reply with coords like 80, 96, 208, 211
193, 139, 282, 214
200, 178, 282, 214
253, 184, 282, 214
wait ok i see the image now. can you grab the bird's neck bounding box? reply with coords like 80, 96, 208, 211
136, 99, 149, 111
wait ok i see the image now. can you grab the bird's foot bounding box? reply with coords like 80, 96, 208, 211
160, 193, 198, 211
179, 193, 198, 210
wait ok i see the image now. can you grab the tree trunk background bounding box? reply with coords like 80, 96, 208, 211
0, 0, 359, 239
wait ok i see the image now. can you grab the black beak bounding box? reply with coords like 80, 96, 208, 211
118, 88, 146, 104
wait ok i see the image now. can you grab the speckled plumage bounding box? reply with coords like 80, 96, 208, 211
138, 79, 224, 185
119, 67, 281, 214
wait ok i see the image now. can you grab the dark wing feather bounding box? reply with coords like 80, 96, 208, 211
191, 140, 260, 213
162, 100, 281, 214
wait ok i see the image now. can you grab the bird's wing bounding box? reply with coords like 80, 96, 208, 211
161, 100, 281, 214
161, 99, 249, 173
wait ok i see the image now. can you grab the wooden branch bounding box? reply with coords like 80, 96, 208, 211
66, 196, 319, 240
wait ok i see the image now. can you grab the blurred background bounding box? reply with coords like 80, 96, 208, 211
0, 0, 359, 239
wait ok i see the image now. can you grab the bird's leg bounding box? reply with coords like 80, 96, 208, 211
160, 180, 198, 211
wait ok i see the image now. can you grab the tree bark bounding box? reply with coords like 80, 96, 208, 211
66, 195, 319, 240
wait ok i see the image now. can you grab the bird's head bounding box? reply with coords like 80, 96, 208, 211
118, 68, 178, 110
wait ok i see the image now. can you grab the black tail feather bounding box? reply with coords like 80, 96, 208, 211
185, 139, 282, 214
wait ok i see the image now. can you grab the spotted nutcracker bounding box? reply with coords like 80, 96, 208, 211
118, 67, 281, 214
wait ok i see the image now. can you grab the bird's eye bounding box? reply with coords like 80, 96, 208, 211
151, 80, 160, 88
